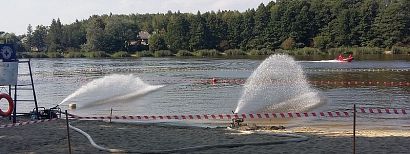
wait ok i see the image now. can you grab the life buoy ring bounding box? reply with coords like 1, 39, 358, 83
0, 93, 14, 117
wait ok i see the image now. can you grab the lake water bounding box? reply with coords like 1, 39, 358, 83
1, 55, 409, 129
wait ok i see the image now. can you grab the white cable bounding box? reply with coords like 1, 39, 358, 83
69, 120, 308, 153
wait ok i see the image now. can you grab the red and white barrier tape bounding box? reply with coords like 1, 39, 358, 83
359, 108, 407, 114
67, 108, 408, 121
0, 108, 407, 128
0, 118, 58, 129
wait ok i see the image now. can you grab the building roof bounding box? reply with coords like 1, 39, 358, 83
138, 31, 151, 40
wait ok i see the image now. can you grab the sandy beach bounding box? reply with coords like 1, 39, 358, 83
1, 116, 410, 154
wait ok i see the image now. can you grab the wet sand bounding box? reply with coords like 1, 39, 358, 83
1, 117, 410, 153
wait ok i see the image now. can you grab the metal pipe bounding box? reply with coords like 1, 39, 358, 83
353, 104, 356, 154
65, 110, 72, 154
27, 60, 40, 120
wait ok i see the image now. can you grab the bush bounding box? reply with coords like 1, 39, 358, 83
65, 52, 85, 58
111, 51, 131, 58
327, 47, 383, 55
224, 49, 246, 56
281, 37, 296, 50
83, 51, 109, 58
293, 47, 320, 55
391, 46, 410, 54
135, 50, 153, 57
47, 52, 64, 58
176, 50, 193, 57
248, 48, 274, 56
154, 50, 173, 57
193, 49, 220, 57
22, 52, 48, 58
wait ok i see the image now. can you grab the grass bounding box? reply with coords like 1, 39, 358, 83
111, 51, 131, 58
176, 50, 193, 57
64, 52, 85, 58
248, 48, 275, 56
83, 51, 109, 58
391, 46, 410, 54
224, 49, 246, 56
154, 50, 173, 57
193, 49, 220, 57
47, 52, 64, 58
135, 50, 154, 57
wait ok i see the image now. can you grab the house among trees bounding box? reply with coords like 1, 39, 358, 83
128, 31, 151, 51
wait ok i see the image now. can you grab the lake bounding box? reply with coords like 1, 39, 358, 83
2, 55, 409, 129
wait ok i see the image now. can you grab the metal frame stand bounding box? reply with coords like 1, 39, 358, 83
10, 59, 39, 123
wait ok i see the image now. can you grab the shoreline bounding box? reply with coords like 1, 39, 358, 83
1, 118, 410, 153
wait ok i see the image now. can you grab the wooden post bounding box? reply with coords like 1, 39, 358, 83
353, 104, 356, 154
65, 110, 72, 154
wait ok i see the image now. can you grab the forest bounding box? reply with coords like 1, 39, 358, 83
0, 0, 409, 58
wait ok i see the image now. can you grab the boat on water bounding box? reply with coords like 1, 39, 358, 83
336, 54, 354, 62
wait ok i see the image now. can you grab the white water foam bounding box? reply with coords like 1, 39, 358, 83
60, 74, 164, 109
235, 54, 326, 114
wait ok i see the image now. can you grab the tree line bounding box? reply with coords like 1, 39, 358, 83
1, 0, 409, 55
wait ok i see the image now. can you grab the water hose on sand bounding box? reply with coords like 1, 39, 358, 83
69, 121, 308, 153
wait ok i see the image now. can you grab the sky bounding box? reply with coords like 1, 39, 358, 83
0, 0, 272, 35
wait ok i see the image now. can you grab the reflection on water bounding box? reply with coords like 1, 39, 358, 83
3, 55, 408, 129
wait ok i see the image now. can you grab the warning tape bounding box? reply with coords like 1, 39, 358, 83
359, 108, 408, 114
1, 108, 407, 128
0, 118, 59, 129
67, 108, 408, 121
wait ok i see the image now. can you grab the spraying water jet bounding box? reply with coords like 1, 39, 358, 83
235, 54, 326, 114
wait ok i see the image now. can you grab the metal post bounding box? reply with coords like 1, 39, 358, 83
65, 110, 72, 154
353, 104, 356, 154
8, 85, 11, 120
13, 84, 17, 123
27, 60, 40, 120
110, 108, 113, 123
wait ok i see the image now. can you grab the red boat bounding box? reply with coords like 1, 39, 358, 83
336, 54, 354, 62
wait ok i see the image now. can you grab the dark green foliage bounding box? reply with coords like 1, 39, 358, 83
176, 50, 193, 57
24, 52, 49, 58
111, 51, 131, 58
224, 49, 246, 56
136, 50, 154, 57
83, 51, 109, 58
64, 52, 85, 58
248, 48, 275, 56
47, 52, 64, 58
149, 34, 167, 51
391, 46, 410, 54
154, 50, 173, 57
5, 0, 410, 56
193, 49, 220, 57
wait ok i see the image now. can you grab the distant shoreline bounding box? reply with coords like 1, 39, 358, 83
18, 47, 410, 59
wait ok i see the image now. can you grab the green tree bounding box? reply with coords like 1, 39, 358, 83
24, 24, 33, 51
371, 0, 408, 47
166, 13, 190, 51
189, 11, 207, 51
104, 16, 139, 52
149, 33, 167, 51
47, 18, 64, 52
85, 16, 106, 51
31, 25, 48, 51
62, 20, 87, 50
250, 3, 270, 49
240, 9, 255, 50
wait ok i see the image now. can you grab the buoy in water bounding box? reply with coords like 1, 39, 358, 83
68, 103, 77, 110
211, 78, 217, 85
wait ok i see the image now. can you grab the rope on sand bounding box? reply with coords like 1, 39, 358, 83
69, 121, 309, 153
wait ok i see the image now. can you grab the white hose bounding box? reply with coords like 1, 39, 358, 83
69, 122, 125, 153
69, 121, 308, 153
